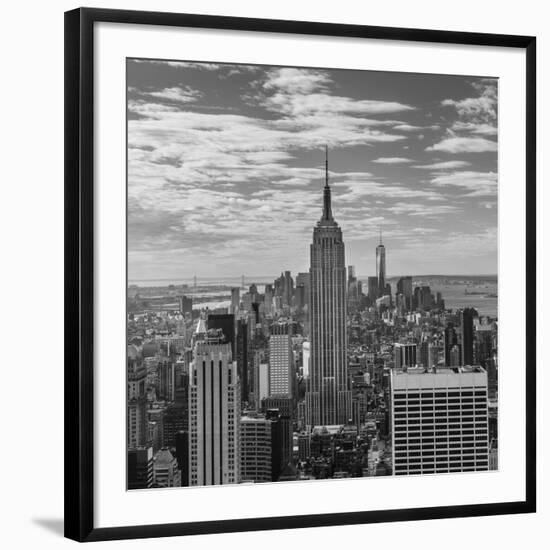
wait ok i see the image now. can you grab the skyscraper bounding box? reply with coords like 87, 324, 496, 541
444, 322, 459, 367
376, 231, 386, 296
189, 338, 240, 486
397, 276, 413, 311
268, 322, 293, 398
240, 415, 273, 483
306, 147, 351, 427
230, 287, 240, 314
460, 308, 478, 366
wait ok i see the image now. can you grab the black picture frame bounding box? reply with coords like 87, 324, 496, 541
65, 7, 537, 543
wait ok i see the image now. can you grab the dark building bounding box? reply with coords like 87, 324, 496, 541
236, 318, 249, 403
295, 284, 306, 309
460, 308, 478, 365
207, 313, 235, 356
265, 409, 289, 480
296, 272, 310, 306
396, 276, 413, 310
444, 323, 459, 367
367, 276, 379, 303
128, 447, 153, 489
262, 399, 293, 469
179, 295, 193, 315
174, 430, 189, 487
414, 285, 433, 310
163, 403, 188, 448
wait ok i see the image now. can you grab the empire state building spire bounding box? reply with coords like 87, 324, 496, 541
322, 145, 333, 222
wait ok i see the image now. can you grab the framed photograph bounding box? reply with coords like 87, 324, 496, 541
65, 7, 536, 542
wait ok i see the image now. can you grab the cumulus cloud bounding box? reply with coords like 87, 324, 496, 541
440, 79, 498, 140
413, 160, 471, 170
425, 136, 497, 153
259, 67, 415, 117
146, 86, 203, 103
429, 171, 497, 197
372, 157, 413, 164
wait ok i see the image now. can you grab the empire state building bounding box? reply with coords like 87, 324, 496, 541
306, 147, 352, 427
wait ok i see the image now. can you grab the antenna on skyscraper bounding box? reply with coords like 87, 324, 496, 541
379, 228, 383, 245
325, 144, 330, 188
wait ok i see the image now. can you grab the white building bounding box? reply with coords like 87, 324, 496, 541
254, 360, 269, 409
390, 367, 489, 476
269, 323, 293, 398
302, 341, 310, 379
189, 339, 240, 486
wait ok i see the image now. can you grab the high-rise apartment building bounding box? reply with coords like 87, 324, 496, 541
306, 147, 351, 427
269, 323, 293, 398
391, 367, 489, 476
189, 338, 240, 486
240, 415, 273, 483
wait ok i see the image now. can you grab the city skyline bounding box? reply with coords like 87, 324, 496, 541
127, 60, 498, 281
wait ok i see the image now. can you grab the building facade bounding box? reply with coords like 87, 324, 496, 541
269, 322, 293, 398
189, 339, 241, 486
240, 416, 273, 483
390, 367, 489, 476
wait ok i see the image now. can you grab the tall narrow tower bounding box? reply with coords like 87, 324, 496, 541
376, 229, 386, 296
306, 147, 351, 427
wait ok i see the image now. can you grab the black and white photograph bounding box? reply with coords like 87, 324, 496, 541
126, 59, 499, 489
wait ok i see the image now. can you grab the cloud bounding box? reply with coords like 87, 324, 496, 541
425, 136, 497, 153
130, 59, 223, 70
385, 202, 460, 217
413, 160, 471, 170
263, 68, 331, 94
441, 80, 498, 140
442, 80, 497, 123
429, 171, 497, 197
392, 124, 440, 132
146, 86, 203, 103
258, 67, 415, 117
372, 157, 413, 164
450, 121, 497, 136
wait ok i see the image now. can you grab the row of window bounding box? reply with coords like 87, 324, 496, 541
395, 431, 487, 440
395, 458, 488, 467
394, 391, 486, 399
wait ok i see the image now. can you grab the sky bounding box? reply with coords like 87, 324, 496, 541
127, 59, 498, 281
